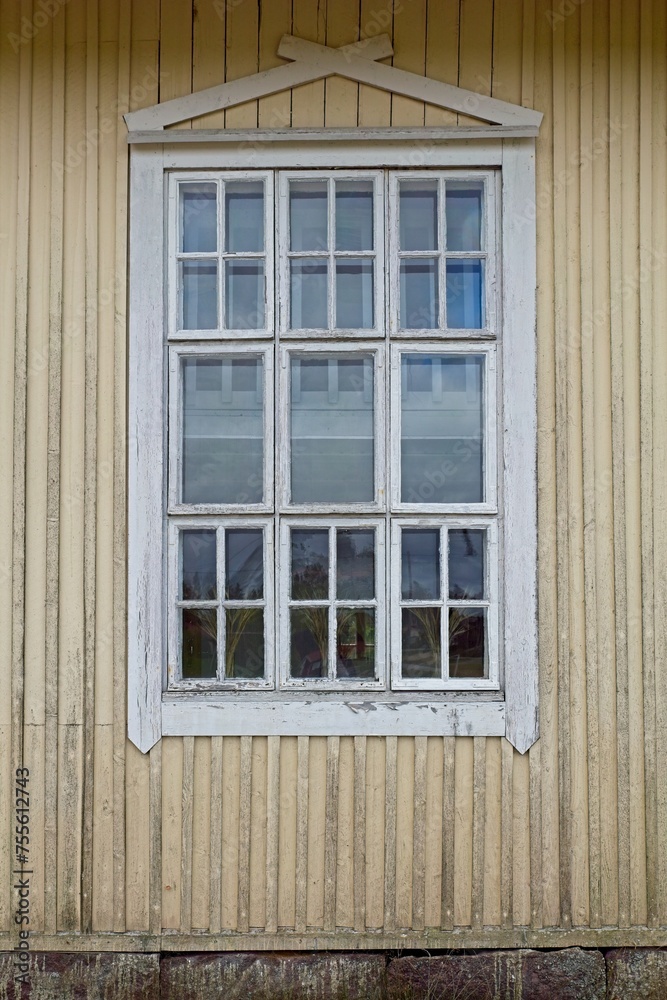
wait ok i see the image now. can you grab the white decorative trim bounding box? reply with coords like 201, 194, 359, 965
162, 696, 506, 737
127, 126, 540, 145
124, 35, 543, 134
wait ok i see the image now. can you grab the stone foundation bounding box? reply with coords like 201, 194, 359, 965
1, 947, 666, 998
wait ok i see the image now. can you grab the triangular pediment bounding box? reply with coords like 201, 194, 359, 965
124, 34, 542, 134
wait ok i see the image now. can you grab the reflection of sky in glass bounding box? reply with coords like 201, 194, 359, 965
401, 529, 440, 600
291, 530, 329, 600
225, 529, 263, 600
337, 530, 375, 600
448, 529, 485, 600
181, 530, 216, 600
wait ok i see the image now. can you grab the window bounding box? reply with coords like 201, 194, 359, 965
128, 136, 538, 751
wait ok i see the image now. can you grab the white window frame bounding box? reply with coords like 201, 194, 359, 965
127, 135, 538, 754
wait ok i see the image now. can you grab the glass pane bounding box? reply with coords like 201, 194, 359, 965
182, 608, 217, 678
225, 181, 264, 252
400, 259, 438, 329
335, 180, 373, 250
291, 357, 374, 503
401, 608, 441, 679
181, 183, 217, 253
446, 182, 483, 251
448, 528, 485, 600
225, 260, 264, 329
182, 357, 263, 504
336, 609, 375, 679
399, 182, 438, 250
181, 529, 216, 600
290, 181, 328, 251
401, 354, 484, 503
291, 529, 329, 600
401, 529, 440, 600
449, 608, 486, 678
336, 260, 373, 328
446, 260, 483, 329
225, 608, 264, 679
225, 529, 263, 600
182, 262, 218, 330
290, 608, 328, 678
337, 530, 375, 600
290, 260, 328, 329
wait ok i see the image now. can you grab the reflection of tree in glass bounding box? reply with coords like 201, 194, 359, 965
183, 575, 216, 601
225, 608, 262, 678
293, 607, 328, 676
336, 532, 374, 600
291, 534, 328, 600
409, 607, 441, 660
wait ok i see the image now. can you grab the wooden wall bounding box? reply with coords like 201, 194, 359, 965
1, 0, 666, 949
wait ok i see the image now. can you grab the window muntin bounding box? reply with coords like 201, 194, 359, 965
391, 519, 499, 691
169, 172, 274, 339
167, 167, 500, 694
280, 518, 385, 691
168, 518, 274, 689
279, 171, 384, 338
389, 171, 496, 338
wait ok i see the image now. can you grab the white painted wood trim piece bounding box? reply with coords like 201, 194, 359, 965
127, 146, 165, 753
162, 142, 504, 171
162, 697, 505, 737
276, 37, 543, 128
127, 126, 541, 145
124, 35, 394, 132
501, 139, 539, 754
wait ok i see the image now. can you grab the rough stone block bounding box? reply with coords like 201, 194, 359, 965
386, 948, 605, 1000
606, 948, 667, 999
0, 951, 160, 999
160, 951, 387, 1000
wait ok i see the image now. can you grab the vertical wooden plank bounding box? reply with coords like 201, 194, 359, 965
609, 0, 630, 929
221, 736, 240, 930
391, 0, 425, 126
457, 0, 493, 125
336, 737, 354, 928
123, 741, 150, 930
192, 0, 226, 128
533, 0, 560, 931
265, 736, 280, 934
440, 736, 455, 930
160, 738, 183, 930
306, 736, 326, 929
258, 0, 292, 128
424, 0, 459, 127
365, 736, 384, 929
148, 741, 162, 936
294, 735, 309, 933
521, 0, 536, 111
513, 750, 531, 926
291, 0, 325, 126
383, 735, 397, 932
112, 0, 132, 936
411, 737, 426, 932
492, 0, 523, 106
470, 737, 486, 930
160, 0, 193, 109
237, 735, 253, 933
57, 0, 87, 930
358, 0, 391, 126
80, 0, 100, 937
225, 0, 259, 128
639, 0, 657, 930
500, 739, 513, 927
424, 737, 443, 928
454, 738, 473, 926
395, 737, 414, 929
209, 737, 223, 933
354, 736, 367, 933
324, 0, 360, 127
323, 736, 340, 932
529, 743, 543, 928
278, 736, 297, 929
579, 0, 601, 931
191, 738, 212, 930
483, 738, 501, 927
651, 0, 667, 928
249, 736, 268, 930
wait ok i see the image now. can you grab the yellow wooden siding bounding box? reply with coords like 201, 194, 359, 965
1, 0, 666, 949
